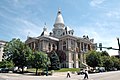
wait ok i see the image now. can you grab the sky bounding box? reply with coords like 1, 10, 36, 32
0, 0, 120, 56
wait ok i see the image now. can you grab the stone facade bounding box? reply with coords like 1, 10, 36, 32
0, 40, 7, 61
25, 9, 96, 68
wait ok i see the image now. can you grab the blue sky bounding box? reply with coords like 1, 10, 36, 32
0, 0, 120, 55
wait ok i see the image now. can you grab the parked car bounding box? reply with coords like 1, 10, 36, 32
77, 69, 85, 75
13, 66, 27, 73
96, 67, 105, 72
0, 68, 9, 73
39, 71, 52, 76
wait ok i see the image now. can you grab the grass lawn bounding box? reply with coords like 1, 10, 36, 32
27, 68, 80, 73
54, 68, 80, 72
27, 68, 42, 73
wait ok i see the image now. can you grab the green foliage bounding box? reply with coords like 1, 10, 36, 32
49, 51, 60, 70
0, 61, 14, 68
0, 61, 6, 68
101, 51, 109, 56
86, 50, 102, 68
102, 56, 114, 70
3, 38, 32, 73
110, 57, 120, 70
86, 50, 120, 71
30, 51, 50, 75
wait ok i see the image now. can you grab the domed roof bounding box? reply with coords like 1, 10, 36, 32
54, 9, 64, 26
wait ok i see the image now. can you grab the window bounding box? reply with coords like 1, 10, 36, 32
53, 31, 56, 35
69, 31, 70, 34
88, 44, 90, 50
63, 41, 66, 50
71, 40, 74, 50
49, 43, 51, 51
52, 44, 55, 50
58, 30, 60, 35
81, 42, 83, 51
63, 32, 65, 35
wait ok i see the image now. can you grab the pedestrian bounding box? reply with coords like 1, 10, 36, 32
66, 71, 71, 78
84, 70, 89, 79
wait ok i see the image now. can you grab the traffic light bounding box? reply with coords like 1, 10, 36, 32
99, 43, 102, 51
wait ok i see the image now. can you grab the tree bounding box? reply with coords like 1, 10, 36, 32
3, 38, 32, 73
56, 50, 66, 63
101, 51, 109, 56
30, 51, 50, 75
86, 51, 102, 68
49, 51, 60, 70
111, 57, 120, 70
102, 56, 114, 71
0, 61, 14, 68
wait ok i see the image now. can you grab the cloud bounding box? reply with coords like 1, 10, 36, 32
13, 0, 19, 3
74, 21, 119, 56
0, 5, 18, 16
90, 0, 106, 7
15, 18, 44, 41
19, 19, 42, 34
106, 10, 120, 19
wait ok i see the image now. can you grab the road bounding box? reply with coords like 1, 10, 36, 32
0, 71, 120, 80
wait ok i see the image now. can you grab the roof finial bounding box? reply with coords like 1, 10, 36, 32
58, 8, 61, 14
45, 22, 46, 26
44, 22, 46, 28
43, 22, 47, 31
27, 32, 30, 39
58, 8, 61, 11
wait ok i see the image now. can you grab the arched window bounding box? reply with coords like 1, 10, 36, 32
63, 32, 65, 35
88, 44, 90, 50
48, 43, 51, 51
52, 44, 55, 50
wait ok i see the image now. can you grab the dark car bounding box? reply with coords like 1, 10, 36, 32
40, 71, 52, 76
0, 68, 9, 73
77, 69, 84, 75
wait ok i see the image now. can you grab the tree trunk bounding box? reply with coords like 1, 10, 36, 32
22, 66, 24, 74
36, 68, 38, 75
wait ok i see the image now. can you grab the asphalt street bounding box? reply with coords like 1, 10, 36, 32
0, 71, 120, 80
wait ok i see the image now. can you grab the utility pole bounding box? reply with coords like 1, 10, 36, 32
99, 38, 120, 58
117, 38, 120, 57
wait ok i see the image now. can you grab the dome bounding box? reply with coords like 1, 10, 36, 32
54, 9, 64, 26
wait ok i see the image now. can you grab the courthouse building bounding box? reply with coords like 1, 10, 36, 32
0, 40, 7, 61
25, 9, 96, 68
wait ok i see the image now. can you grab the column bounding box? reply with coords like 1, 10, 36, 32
67, 39, 73, 68
74, 41, 79, 68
